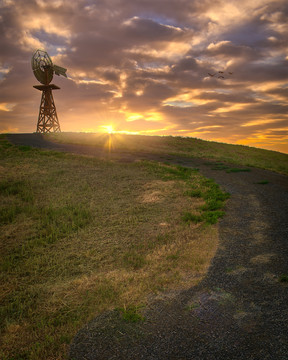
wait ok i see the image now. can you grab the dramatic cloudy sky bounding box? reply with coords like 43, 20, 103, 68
1, 0, 288, 153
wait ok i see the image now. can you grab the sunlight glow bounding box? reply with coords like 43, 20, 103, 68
126, 113, 143, 122
241, 119, 279, 127
211, 103, 248, 113
101, 125, 114, 134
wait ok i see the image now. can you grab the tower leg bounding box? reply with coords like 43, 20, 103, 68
36, 88, 61, 133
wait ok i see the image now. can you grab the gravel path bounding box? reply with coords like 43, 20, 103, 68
7, 134, 288, 360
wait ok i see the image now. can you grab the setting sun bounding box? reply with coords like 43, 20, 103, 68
101, 125, 114, 134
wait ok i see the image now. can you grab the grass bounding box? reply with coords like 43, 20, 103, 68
0, 135, 227, 360
182, 176, 230, 225
207, 162, 252, 173
46, 132, 288, 175
256, 180, 269, 185
117, 305, 145, 323
279, 274, 288, 283
226, 168, 251, 173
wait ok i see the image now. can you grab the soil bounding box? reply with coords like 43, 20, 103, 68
7, 134, 288, 360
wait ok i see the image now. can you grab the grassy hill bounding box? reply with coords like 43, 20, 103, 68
47, 132, 288, 175
1, 133, 287, 359
1, 135, 226, 360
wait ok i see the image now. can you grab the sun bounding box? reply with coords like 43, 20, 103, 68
101, 125, 114, 134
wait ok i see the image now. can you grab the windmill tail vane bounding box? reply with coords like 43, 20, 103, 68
53, 64, 67, 78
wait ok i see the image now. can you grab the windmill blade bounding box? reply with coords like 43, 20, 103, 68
31, 49, 54, 85
53, 64, 67, 78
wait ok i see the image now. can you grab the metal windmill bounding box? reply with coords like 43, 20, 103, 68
31, 49, 67, 133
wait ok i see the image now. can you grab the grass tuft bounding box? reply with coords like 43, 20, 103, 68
185, 189, 202, 198
182, 212, 203, 224
212, 164, 230, 170
226, 168, 251, 173
202, 211, 225, 224
117, 305, 145, 323
256, 180, 269, 185
279, 274, 288, 283
122, 251, 147, 270
200, 199, 223, 211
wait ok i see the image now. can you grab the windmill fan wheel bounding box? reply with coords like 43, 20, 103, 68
31, 49, 54, 85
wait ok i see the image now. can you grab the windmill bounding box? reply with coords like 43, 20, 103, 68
31, 49, 67, 133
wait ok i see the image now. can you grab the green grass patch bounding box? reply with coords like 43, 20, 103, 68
255, 180, 269, 185
182, 210, 225, 225
0, 179, 34, 203
185, 301, 200, 311
0, 205, 23, 225
117, 305, 145, 323
200, 199, 223, 211
182, 212, 203, 224
212, 164, 230, 170
202, 210, 225, 224
204, 161, 252, 174
138, 160, 199, 182
279, 274, 288, 283
185, 189, 202, 198
17, 145, 35, 152
182, 177, 229, 225
226, 168, 251, 173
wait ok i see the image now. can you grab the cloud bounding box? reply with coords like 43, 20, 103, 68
0, 0, 287, 153
122, 16, 186, 41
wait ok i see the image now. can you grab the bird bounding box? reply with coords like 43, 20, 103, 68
206, 70, 234, 80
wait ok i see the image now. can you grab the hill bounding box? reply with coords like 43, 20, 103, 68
47, 132, 288, 175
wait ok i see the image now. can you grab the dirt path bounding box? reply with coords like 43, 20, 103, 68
7, 134, 288, 359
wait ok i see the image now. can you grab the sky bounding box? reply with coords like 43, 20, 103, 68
0, 0, 288, 153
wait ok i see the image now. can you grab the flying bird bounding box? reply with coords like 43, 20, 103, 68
206, 70, 234, 79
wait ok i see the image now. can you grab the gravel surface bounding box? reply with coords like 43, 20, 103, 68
7, 134, 288, 360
